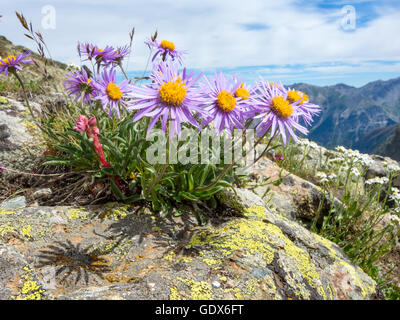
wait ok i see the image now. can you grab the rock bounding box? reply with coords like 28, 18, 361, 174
366, 160, 387, 180
393, 175, 400, 188
0, 243, 35, 300
0, 196, 26, 209
0, 195, 381, 300
366, 155, 400, 181
247, 157, 341, 223
0, 124, 11, 140
32, 188, 52, 200
0, 96, 45, 172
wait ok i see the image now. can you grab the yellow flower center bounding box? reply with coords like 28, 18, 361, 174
287, 90, 309, 105
106, 83, 123, 100
97, 48, 103, 52
234, 83, 250, 100
217, 90, 236, 112
271, 96, 293, 118
159, 77, 187, 105
160, 40, 176, 51
0, 55, 16, 65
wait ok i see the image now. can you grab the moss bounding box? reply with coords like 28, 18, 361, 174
0, 96, 8, 104
216, 191, 246, 212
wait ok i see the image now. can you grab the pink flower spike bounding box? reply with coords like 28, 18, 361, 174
88, 117, 97, 126
73, 115, 88, 132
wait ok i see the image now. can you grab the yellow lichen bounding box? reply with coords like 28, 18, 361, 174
338, 261, 376, 298
21, 225, 32, 238
0, 223, 16, 235
163, 251, 176, 262
169, 287, 184, 300
177, 277, 213, 300
186, 205, 333, 300
187, 207, 275, 264
100, 204, 130, 221
225, 287, 245, 300
0, 209, 16, 215
152, 227, 163, 233
67, 208, 89, 220
218, 275, 227, 282
202, 258, 221, 267
13, 266, 45, 300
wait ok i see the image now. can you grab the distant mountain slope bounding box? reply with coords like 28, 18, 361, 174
0, 35, 66, 92
291, 78, 400, 160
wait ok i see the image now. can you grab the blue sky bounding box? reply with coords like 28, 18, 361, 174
1, 0, 400, 87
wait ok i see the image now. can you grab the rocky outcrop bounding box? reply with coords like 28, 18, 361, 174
0, 95, 45, 171
0, 190, 381, 300
248, 157, 342, 224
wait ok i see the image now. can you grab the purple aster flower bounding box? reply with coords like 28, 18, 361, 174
0, 163, 5, 174
92, 68, 133, 118
145, 38, 186, 65
286, 88, 321, 126
127, 61, 207, 136
232, 76, 257, 117
0, 52, 33, 76
65, 68, 94, 104
111, 45, 130, 66
78, 42, 117, 67
199, 72, 250, 135
252, 79, 309, 145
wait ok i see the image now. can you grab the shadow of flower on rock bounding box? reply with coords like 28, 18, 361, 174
36, 240, 111, 286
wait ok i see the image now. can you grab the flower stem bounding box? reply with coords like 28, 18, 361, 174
11, 70, 41, 128
118, 62, 130, 81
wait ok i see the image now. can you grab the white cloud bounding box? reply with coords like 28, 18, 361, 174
1, 0, 399, 78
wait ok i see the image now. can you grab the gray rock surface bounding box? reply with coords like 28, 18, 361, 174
0, 196, 26, 209
0, 96, 45, 172
0, 192, 381, 300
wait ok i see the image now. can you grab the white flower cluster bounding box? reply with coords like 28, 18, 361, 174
365, 177, 389, 185
316, 172, 336, 184
351, 167, 361, 177
384, 162, 400, 174
390, 214, 400, 225
299, 139, 319, 149
66, 61, 80, 71
390, 187, 400, 202
334, 146, 373, 167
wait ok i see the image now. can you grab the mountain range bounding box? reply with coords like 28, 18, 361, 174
291, 78, 400, 161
